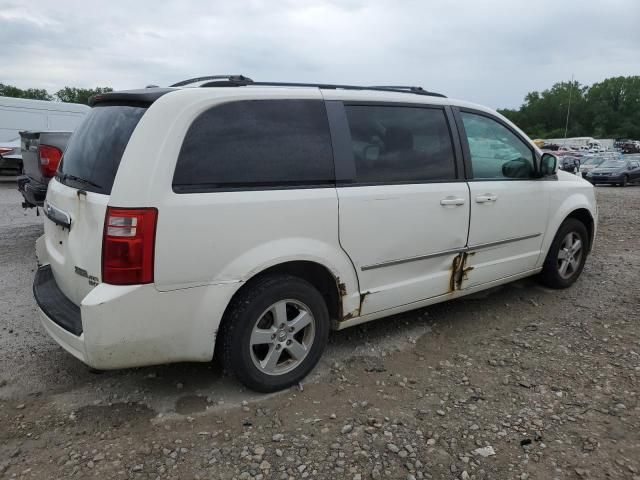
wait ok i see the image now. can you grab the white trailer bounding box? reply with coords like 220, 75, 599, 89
596, 139, 615, 150
0, 96, 90, 174
546, 137, 598, 148
0, 96, 89, 142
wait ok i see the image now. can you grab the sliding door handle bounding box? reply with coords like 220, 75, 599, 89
475, 194, 498, 203
440, 197, 466, 206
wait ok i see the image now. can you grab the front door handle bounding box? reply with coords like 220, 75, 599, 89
440, 197, 466, 206
475, 194, 498, 203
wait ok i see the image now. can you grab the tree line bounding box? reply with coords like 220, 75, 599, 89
0, 84, 113, 106
497, 76, 640, 140
3, 76, 639, 139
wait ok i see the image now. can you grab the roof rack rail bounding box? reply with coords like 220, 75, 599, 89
170, 75, 253, 87
168, 76, 446, 98
369, 85, 427, 93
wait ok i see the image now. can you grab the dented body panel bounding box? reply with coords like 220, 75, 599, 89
336, 183, 470, 316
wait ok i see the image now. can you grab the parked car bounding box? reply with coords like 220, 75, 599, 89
584, 158, 640, 186
559, 155, 581, 174
579, 154, 611, 176
0, 137, 21, 174
621, 142, 640, 154
17, 131, 72, 208
0, 96, 89, 176
33, 76, 597, 392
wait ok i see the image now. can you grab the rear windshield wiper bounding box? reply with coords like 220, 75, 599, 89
59, 173, 103, 190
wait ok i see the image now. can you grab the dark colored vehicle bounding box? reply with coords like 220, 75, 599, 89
584, 158, 640, 186
559, 155, 581, 174
542, 143, 560, 151
17, 131, 71, 208
621, 142, 640, 154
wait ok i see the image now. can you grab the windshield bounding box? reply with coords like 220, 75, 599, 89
599, 160, 625, 168
58, 105, 147, 194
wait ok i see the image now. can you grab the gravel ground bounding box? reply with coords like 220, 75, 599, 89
0, 182, 639, 480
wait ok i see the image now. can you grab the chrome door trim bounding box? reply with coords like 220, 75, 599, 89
468, 232, 541, 250
360, 233, 542, 271
361, 247, 465, 271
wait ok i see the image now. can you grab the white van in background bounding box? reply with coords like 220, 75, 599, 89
0, 97, 89, 174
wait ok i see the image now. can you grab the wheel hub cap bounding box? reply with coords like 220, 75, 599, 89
249, 299, 316, 376
557, 232, 583, 280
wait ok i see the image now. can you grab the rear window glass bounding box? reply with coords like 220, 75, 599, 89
173, 100, 334, 192
58, 105, 146, 194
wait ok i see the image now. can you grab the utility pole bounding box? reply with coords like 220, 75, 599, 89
564, 74, 574, 139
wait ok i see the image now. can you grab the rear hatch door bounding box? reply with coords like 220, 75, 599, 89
43, 104, 147, 306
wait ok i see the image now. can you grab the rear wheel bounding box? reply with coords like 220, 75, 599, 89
539, 218, 589, 289
218, 274, 330, 392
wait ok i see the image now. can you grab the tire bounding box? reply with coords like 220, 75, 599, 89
621, 175, 629, 187
218, 274, 330, 392
539, 218, 589, 289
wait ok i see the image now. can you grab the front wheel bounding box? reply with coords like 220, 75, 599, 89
621, 175, 629, 187
218, 274, 330, 392
539, 218, 589, 289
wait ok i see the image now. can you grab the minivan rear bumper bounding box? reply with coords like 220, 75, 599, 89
34, 265, 82, 335
33, 264, 239, 370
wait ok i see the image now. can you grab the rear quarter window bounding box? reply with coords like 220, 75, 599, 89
173, 100, 334, 192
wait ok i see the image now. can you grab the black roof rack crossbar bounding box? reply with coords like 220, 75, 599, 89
170, 75, 253, 87
169, 76, 446, 98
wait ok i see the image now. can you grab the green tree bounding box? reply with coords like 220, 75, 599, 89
500, 75, 640, 139
55, 86, 113, 105
0, 83, 52, 100
586, 76, 640, 139
499, 81, 587, 138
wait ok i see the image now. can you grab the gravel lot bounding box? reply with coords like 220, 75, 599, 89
0, 181, 639, 480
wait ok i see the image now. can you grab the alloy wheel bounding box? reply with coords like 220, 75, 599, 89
557, 232, 583, 280
249, 300, 316, 376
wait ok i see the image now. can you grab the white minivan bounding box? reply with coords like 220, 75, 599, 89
34, 76, 597, 392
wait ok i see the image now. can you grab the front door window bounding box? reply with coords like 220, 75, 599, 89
461, 112, 535, 180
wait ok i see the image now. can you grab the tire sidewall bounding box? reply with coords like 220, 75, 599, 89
543, 219, 589, 288
227, 277, 330, 392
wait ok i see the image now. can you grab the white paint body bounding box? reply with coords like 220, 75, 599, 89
35, 87, 597, 369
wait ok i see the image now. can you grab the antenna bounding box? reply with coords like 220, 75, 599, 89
564, 74, 574, 139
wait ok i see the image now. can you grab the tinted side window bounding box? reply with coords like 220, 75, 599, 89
460, 112, 534, 180
344, 106, 456, 183
173, 100, 334, 191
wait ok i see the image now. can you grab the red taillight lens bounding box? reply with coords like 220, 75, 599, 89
102, 207, 158, 285
0, 147, 15, 156
38, 145, 63, 177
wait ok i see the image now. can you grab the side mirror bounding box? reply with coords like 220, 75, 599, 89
502, 158, 534, 178
540, 153, 558, 176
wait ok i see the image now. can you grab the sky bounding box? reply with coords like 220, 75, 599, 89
1, 0, 639, 109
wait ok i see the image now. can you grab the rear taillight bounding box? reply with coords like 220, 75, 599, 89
0, 147, 15, 156
102, 207, 157, 285
38, 145, 63, 178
